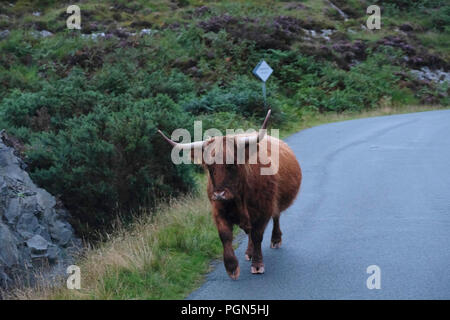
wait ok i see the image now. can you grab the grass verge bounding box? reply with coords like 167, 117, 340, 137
7, 104, 448, 300
10, 184, 222, 299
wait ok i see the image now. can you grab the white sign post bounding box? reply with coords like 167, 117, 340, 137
253, 60, 273, 107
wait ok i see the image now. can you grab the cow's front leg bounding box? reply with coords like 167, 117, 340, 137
215, 216, 240, 280
237, 198, 251, 234
250, 227, 265, 274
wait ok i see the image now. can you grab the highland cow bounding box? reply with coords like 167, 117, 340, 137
158, 110, 301, 279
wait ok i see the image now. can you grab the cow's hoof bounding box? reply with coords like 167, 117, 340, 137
245, 254, 252, 261
251, 264, 265, 274
270, 240, 282, 249
227, 266, 240, 280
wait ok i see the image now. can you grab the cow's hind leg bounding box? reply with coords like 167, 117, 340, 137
245, 236, 253, 261
270, 216, 282, 249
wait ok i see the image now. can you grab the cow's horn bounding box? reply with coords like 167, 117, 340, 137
237, 109, 271, 145
157, 129, 205, 150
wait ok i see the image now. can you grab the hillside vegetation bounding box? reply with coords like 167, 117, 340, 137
0, 0, 449, 299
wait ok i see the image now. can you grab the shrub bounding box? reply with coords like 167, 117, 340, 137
94, 63, 132, 95
23, 95, 195, 237
0, 65, 197, 237
1, 68, 102, 131
293, 51, 402, 112
130, 69, 195, 102
427, 6, 450, 31
266, 50, 324, 94
0, 64, 41, 99
198, 15, 305, 50
182, 76, 283, 123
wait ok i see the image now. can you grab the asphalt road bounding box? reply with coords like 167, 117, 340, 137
189, 110, 450, 300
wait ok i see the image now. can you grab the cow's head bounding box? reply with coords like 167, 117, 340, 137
158, 110, 271, 202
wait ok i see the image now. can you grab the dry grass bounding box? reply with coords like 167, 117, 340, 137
8, 186, 222, 300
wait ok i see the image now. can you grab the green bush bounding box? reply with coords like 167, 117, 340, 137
24, 95, 195, 236
427, 6, 450, 31
0, 66, 197, 237
266, 50, 324, 94
182, 76, 283, 123
1, 68, 102, 131
292, 51, 403, 112
130, 69, 195, 102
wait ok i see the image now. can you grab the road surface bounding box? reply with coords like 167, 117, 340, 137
189, 110, 450, 299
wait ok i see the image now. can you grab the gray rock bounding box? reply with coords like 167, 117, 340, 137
81, 32, 106, 40
4, 198, 21, 224
27, 235, 49, 253
47, 245, 59, 263
16, 212, 39, 239
50, 223, 73, 246
0, 223, 19, 267
0, 30, 10, 40
39, 30, 53, 38
411, 67, 450, 84
30, 30, 53, 39
140, 28, 155, 36
0, 135, 80, 289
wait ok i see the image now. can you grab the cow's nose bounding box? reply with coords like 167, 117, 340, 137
213, 191, 226, 200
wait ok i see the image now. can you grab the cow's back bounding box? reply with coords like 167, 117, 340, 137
269, 136, 302, 213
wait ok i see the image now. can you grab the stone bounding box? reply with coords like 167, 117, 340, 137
0, 136, 80, 289
140, 28, 155, 36
26, 235, 49, 254
0, 223, 19, 267
4, 198, 21, 225
47, 245, 59, 263
30, 30, 53, 38
17, 212, 40, 239
39, 30, 53, 38
0, 30, 10, 39
49, 220, 73, 246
